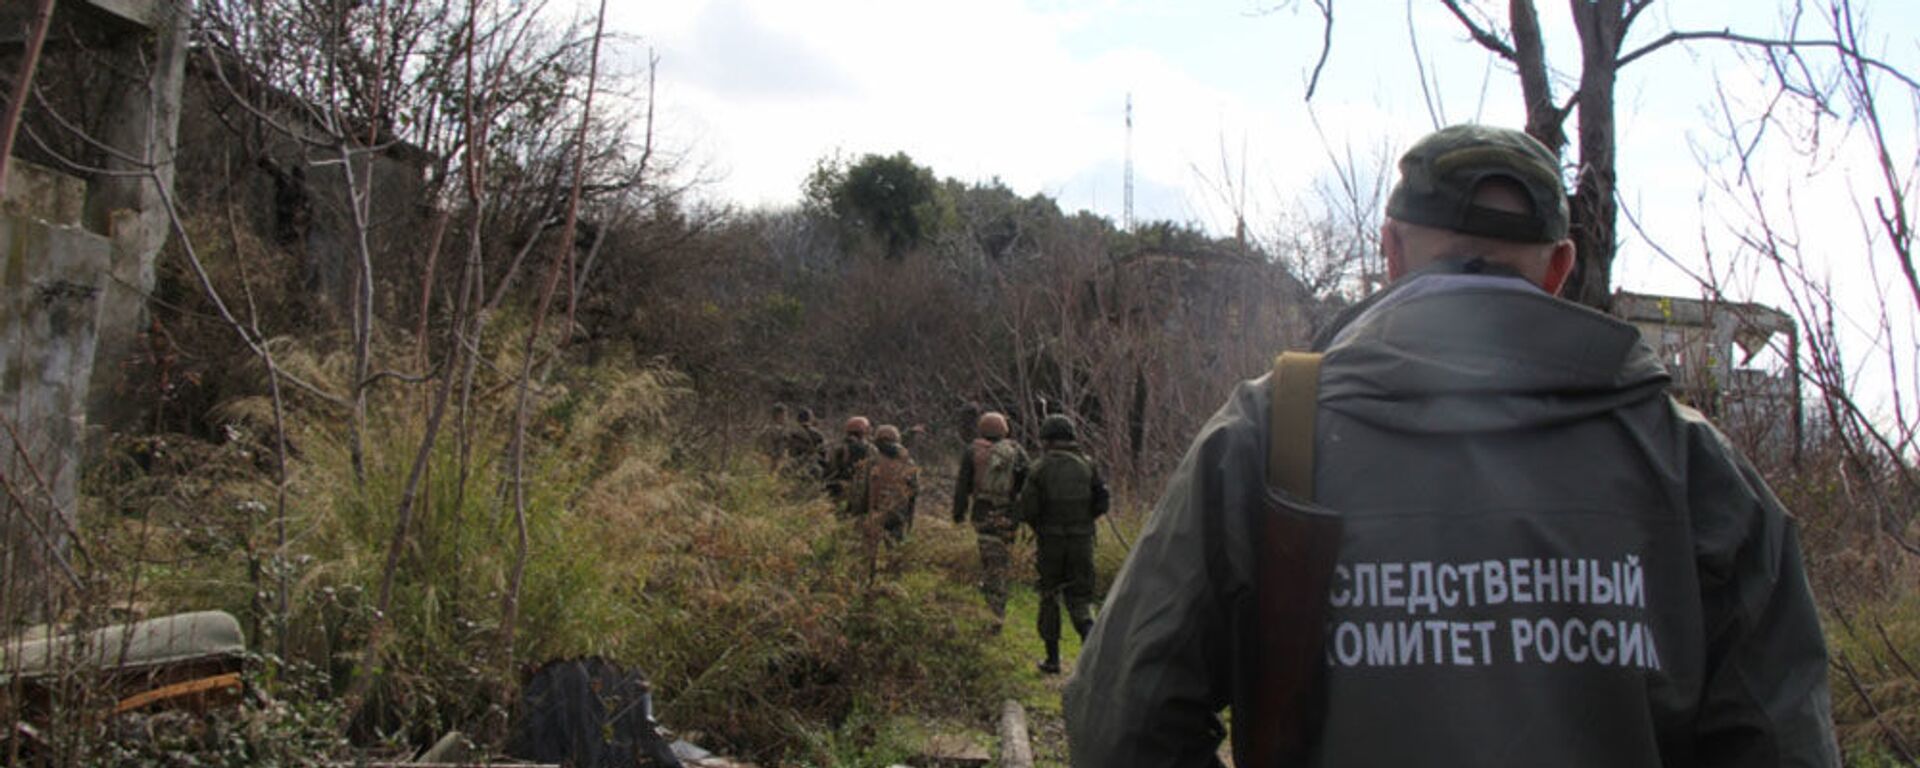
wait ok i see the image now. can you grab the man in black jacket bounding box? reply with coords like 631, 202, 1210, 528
1065, 124, 1838, 767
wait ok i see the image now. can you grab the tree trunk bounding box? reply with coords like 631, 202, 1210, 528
1509, 0, 1564, 153
1564, 0, 1625, 312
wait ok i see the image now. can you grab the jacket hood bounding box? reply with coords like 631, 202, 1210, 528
1319, 272, 1670, 433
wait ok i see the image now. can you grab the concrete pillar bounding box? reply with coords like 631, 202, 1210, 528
78, 0, 193, 430
0, 0, 189, 620
2, 160, 112, 621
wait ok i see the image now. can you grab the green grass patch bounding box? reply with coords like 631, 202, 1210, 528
1827, 591, 1920, 761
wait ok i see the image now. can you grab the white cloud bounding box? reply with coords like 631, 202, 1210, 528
673, 0, 858, 99
603, 0, 1920, 434
611, 0, 1324, 220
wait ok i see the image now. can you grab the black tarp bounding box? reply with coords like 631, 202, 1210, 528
509, 657, 681, 768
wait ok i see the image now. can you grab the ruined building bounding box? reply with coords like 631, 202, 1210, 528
1612, 291, 1803, 462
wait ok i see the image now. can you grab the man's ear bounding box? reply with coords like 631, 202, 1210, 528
1541, 240, 1575, 295
1382, 221, 1407, 280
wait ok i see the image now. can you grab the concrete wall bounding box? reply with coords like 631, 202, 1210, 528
1, 0, 189, 618
2, 160, 113, 615
80, 0, 192, 431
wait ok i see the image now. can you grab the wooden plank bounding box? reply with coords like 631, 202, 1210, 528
113, 672, 242, 714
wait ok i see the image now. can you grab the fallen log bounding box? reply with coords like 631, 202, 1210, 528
998, 699, 1033, 768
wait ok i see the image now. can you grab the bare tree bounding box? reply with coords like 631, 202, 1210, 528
500, 0, 609, 678
1696, 0, 1920, 540
1299, 0, 1919, 311
0, 0, 56, 198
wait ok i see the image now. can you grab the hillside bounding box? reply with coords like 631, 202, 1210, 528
3, 1, 1918, 766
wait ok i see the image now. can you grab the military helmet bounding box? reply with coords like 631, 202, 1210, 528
977, 411, 1009, 439
1039, 414, 1075, 441
844, 416, 871, 436
875, 424, 901, 444
796, 407, 814, 424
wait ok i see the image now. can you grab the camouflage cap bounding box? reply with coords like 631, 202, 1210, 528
1386, 124, 1569, 243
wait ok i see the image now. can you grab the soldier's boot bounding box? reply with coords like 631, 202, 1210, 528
981, 589, 1006, 635
1038, 589, 1064, 674
1037, 638, 1062, 675
1073, 618, 1093, 643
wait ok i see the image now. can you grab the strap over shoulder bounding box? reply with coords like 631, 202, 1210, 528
1268, 351, 1324, 500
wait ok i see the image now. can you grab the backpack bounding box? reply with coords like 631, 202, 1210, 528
864, 454, 917, 520
973, 438, 1023, 507
829, 439, 871, 483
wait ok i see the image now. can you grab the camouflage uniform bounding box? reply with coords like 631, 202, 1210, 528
952, 435, 1028, 619
824, 435, 873, 505
1016, 429, 1109, 671
760, 409, 791, 470
783, 422, 827, 478
848, 439, 918, 544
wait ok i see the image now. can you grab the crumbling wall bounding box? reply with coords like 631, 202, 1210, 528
0, 0, 190, 619
79, 0, 193, 431
1, 161, 112, 618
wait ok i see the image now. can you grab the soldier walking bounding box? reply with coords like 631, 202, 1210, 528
824, 416, 873, 506
1017, 414, 1108, 674
847, 424, 919, 545
760, 403, 792, 472
951, 411, 1027, 631
785, 407, 828, 478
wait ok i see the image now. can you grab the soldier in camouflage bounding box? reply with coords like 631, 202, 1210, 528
784, 407, 828, 478
847, 424, 919, 545
951, 411, 1027, 631
760, 403, 792, 472
1017, 413, 1109, 674
824, 416, 873, 507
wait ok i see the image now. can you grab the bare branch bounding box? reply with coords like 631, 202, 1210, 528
0, 0, 55, 199
1617, 29, 1920, 91
1832, 651, 1919, 763
1302, 0, 1335, 101
0, 462, 83, 591
1405, 2, 1445, 128
500, 0, 608, 674
1440, 0, 1517, 61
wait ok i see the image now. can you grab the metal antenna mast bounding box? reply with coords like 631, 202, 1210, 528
1124, 93, 1135, 233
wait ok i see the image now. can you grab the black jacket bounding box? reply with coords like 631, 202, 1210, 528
1064, 272, 1837, 767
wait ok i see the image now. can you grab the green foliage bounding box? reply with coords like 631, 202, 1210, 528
1117, 219, 1245, 257
619, 462, 1020, 763
805, 152, 951, 259
1776, 444, 1920, 762
790, 699, 926, 767
84, 331, 1028, 761
1827, 592, 1920, 761
944, 177, 1068, 261
93, 657, 355, 767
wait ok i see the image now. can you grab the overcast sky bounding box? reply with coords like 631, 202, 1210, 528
604, 1, 1920, 407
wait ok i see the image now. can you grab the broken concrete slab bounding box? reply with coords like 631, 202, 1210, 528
915, 731, 991, 767
1, 207, 112, 616
3, 158, 86, 227
1, 0, 162, 50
